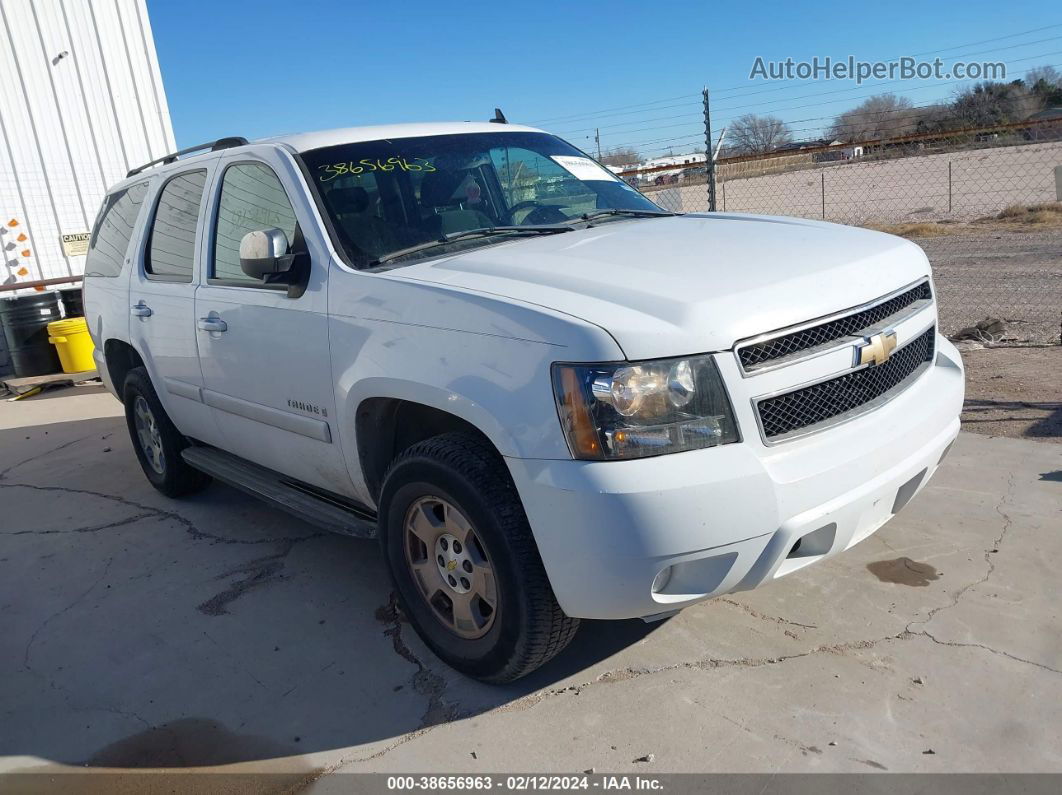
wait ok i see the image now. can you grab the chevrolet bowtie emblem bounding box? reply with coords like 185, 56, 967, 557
855, 331, 898, 367
446, 560, 458, 571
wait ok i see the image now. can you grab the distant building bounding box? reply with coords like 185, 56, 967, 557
636, 151, 707, 184
772, 139, 864, 162
0, 0, 175, 289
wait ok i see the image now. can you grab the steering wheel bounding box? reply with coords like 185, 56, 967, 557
508, 201, 569, 226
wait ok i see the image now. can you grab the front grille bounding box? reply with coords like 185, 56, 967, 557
738, 281, 932, 370
757, 326, 936, 440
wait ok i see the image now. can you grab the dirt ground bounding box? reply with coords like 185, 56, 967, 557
959, 345, 1062, 443
915, 227, 1062, 345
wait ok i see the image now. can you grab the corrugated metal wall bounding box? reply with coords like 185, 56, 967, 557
0, 0, 174, 288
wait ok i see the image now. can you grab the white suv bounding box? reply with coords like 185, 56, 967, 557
83, 122, 964, 682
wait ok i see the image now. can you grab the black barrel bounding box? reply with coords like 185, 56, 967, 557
0, 318, 13, 379
0, 293, 62, 377
59, 286, 85, 318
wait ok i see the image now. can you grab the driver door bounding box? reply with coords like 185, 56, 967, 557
193, 148, 353, 497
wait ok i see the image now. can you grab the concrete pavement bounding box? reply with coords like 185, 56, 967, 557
0, 384, 1059, 785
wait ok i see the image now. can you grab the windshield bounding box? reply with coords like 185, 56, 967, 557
299, 131, 664, 268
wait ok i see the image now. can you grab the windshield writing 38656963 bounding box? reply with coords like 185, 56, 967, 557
318, 157, 436, 181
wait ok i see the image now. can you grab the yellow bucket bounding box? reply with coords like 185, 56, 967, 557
47, 317, 96, 374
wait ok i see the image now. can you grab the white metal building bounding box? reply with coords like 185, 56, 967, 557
0, 0, 174, 289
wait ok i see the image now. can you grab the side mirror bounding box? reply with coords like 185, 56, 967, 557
239, 228, 293, 280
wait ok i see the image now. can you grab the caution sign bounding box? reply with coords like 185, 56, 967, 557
60, 232, 91, 257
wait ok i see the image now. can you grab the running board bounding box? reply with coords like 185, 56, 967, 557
180, 446, 377, 538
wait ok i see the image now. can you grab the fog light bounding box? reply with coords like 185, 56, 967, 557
651, 566, 673, 594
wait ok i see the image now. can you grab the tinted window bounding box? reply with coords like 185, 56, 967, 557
213, 163, 298, 284
146, 170, 207, 281
85, 182, 149, 277
300, 131, 659, 268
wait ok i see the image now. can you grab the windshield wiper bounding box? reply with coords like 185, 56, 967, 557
369, 225, 573, 266
565, 208, 680, 224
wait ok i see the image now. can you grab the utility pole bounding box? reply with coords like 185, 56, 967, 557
703, 87, 717, 212
595, 128, 602, 160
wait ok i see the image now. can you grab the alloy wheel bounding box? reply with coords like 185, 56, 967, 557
403, 496, 498, 639
133, 395, 165, 475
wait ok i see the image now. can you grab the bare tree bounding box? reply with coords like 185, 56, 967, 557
828, 94, 917, 142
729, 114, 792, 154
1025, 65, 1061, 89
1025, 65, 1062, 109
910, 103, 957, 134
599, 146, 641, 167
952, 81, 1039, 126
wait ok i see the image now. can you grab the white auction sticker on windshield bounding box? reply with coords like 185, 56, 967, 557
551, 156, 617, 182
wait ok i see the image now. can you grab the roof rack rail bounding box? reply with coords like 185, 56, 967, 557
126, 136, 249, 178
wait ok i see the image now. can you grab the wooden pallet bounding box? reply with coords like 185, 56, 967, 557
1, 369, 100, 397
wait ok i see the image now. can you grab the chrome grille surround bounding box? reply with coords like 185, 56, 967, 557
735, 279, 933, 375
754, 324, 936, 444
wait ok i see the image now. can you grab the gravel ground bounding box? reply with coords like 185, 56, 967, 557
921, 227, 1062, 344
960, 345, 1062, 444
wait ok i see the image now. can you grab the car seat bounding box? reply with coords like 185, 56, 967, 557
327, 186, 400, 260
419, 169, 493, 236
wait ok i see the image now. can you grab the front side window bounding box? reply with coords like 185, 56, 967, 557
300, 132, 662, 268
146, 170, 207, 281
213, 163, 298, 284
85, 181, 149, 277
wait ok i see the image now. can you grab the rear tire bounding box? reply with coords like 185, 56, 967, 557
123, 367, 211, 498
379, 432, 578, 683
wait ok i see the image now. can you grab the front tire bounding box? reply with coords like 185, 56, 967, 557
379, 432, 579, 683
123, 367, 211, 498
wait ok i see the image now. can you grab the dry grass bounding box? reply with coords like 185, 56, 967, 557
865, 203, 1062, 238
986, 202, 1062, 226
863, 221, 958, 239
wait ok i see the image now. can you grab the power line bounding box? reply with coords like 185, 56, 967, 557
601, 62, 1062, 157
711, 50, 1062, 122
553, 45, 1062, 138
528, 22, 1062, 128
568, 48, 1062, 148
529, 93, 699, 125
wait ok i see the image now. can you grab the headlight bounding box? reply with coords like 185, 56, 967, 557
552, 354, 740, 460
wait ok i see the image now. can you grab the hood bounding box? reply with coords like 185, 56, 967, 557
396, 214, 931, 360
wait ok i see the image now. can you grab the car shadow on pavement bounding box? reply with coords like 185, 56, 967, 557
961, 397, 1062, 441
0, 415, 662, 769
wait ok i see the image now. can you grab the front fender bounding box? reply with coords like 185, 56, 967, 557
327, 263, 626, 506
331, 318, 578, 506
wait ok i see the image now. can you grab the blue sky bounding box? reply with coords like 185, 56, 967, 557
150, 0, 1061, 156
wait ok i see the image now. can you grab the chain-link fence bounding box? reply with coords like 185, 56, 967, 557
619, 111, 1062, 345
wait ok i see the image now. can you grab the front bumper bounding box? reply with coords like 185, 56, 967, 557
506, 335, 964, 620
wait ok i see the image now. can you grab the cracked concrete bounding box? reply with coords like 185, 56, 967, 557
1, 383, 1060, 782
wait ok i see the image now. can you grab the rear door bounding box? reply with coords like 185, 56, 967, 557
82, 179, 152, 388
128, 165, 224, 447
194, 149, 349, 495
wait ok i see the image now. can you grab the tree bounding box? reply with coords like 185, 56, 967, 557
1025, 65, 1062, 109
828, 94, 917, 142
729, 114, 792, 154
952, 81, 1038, 127
910, 103, 957, 134
1025, 65, 1060, 90
599, 146, 641, 167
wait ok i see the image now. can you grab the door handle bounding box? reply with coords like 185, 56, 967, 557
130, 302, 153, 318
197, 317, 228, 333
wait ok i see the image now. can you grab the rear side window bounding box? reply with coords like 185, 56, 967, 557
146, 170, 207, 281
213, 163, 298, 284
85, 182, 149, 277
